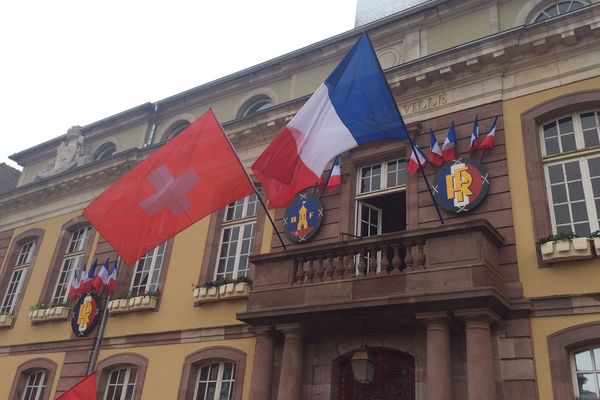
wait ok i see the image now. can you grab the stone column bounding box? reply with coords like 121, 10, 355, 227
456, 309, 500, 400
416, 312, 453, 400
249, 327, 275, 400
276, 323, 304, 400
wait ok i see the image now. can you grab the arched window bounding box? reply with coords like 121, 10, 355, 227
573, 346, 600, 398
237, 95, 274, 118
532, 1, 587, 23
8, 358, 57, 400
178, 347, 246, 400
94, 143, 117, 161
97, 353, 148, 400
164, 121, 191, 142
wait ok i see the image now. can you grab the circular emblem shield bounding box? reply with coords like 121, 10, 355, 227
433, 158, 489, 213
283, 192, 324, 243
71, 292, 99, 337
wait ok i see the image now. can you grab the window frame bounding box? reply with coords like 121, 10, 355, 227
103, 366, 137, 400
521, 90, 600, 244
129, 242, 167, 296
96, 353, 148, 400
0, 229, 44, 322
8, 358, 57, 400
192, 361, 236, 400
531, 0, 588, 23
571, 346, 600, 398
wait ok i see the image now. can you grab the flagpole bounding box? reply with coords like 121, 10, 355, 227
87, 257, 120, 374
319, 156, 339, 200
363, 34, 444, 225
212, 110, 287, 250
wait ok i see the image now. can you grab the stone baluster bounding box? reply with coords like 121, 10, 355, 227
295, 258, 305, 284
368, 248, 378, 276
305, 256, 314, 284
380, 246, 391, 274
324, 254, 334, 281
334, 251, 345, 280
415, 241, 426, 270
314, 255, 324, 283
405, 243, 414, 272
357, 249, 367, 276
391, 243, 402, 273
344, 250, 355, 279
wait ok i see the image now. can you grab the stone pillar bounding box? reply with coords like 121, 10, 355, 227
276, 324, 304, 400
456, 309, 500, 400
249, 327, 275, 400
416, 312, 453, 400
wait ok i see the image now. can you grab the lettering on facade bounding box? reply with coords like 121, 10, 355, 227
401, 93, 448, 115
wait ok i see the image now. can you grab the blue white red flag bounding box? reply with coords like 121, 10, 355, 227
68, 270, 80, 300
408, 143, 427, 174
107, 265, 118, 295
479, 116, 498, 151
251, 32, 408, 208
442, 121, 457, 161
80, 259, 97, 293
469, 116, 480, 155
320, 157, 342, 192
93, 259, 110, 291
428, 129, 444, 166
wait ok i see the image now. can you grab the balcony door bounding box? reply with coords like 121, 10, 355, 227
338, 349, 415, 400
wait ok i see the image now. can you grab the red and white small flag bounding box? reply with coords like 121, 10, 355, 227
428, 129, 444, 166
327, 157, 342, 191
79, 259, 96, 294
442, 121, 457, 161
68, 270, 80, 300
408, 143, 427, 174
107, 266, 118, 295
469, 116, 480, 155
56, 372, 96, 400
479, 116, 498, 151
93, 259, 110, 291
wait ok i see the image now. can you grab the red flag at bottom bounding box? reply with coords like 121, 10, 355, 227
57, 372, 96, 399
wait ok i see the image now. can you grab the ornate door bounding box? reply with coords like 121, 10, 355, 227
338, 349, 415, 400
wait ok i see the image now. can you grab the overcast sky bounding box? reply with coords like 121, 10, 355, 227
0, 1, 357, 169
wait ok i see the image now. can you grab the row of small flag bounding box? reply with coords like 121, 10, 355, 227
68, 259, 117, 299
408, 116, 498, 173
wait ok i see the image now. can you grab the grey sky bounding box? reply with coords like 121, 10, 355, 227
0, 1, 356, 169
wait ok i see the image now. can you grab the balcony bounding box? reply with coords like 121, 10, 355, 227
238, 219, 511, 325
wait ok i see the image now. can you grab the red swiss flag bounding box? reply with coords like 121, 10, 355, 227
56, 372, 96, 399
83, 109, 254, 266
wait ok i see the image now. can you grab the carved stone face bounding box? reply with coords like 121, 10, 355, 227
66, 125, 82, 140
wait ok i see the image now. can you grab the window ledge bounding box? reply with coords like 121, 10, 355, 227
0, 314, 14, 328
28, 306, 69, 323
107, 295, 158, 315
539, 238, 597, 265
193, 282, 250, 306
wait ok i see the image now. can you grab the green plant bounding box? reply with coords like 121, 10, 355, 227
537, 231, 578, 245
49, 301, 67, 308
144, 289, 160, 298
0, 311, 12, 316
234, 275, 252, 285
589, 230, 600, 239
29, 303, 49, 311
110, 290, 131, 300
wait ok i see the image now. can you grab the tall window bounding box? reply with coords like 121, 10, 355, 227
540, 111, 600, 235
1, 240, 36, 314
51, 226, 92, 304
130, 243, 166, 295
573, 347, 600, 399
20, 370, 47, 400
532, 1, 587, 23
215, 193, 258, 281
104, 367, 137, 400
193, 362, 236, 400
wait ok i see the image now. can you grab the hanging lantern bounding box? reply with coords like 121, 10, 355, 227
351, 345, 376, 384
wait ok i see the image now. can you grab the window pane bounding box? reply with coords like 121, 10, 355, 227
568, 181, 585, 201
554, 204, 571, 225
572, 201, 589, 222
551, 185, 568, 203
565, 161, 581, 181
548, 164, 564, 184
576, 351, 594, 371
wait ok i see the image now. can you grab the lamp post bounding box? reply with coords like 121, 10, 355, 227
351, 344, 377, 399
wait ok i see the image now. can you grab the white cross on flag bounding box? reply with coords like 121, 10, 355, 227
83, 109, 254, 265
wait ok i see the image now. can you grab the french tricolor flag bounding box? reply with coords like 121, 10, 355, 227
408, 143, 427, 174
252, 33, 408, 208
428, 129, 444, 166
68, 270, 80, 300
469, 116, 480, 155
442, 121, 457, 161
93, 259, 110, 291
326, 157, 342, 192
479, 116, 498, 150
107, 266, 118, 296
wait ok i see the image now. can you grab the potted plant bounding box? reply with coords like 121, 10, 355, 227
45, 301, 70, 321
193, 280, 220, 304
128, 289, 159, 312
0, 311, 14, 327
108, 291, 131, 314
538, 231, 593, 262
590, 231, 600, 255
217, 277, 235, 297
28, 303, 50, 322
232, 276, 252, 297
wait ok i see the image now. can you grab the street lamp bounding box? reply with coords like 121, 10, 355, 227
351, 345, 376, 384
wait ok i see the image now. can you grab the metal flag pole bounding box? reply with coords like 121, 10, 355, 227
212, 110, 287, 250
87, 257, 120, 374
363, 34, 444, 224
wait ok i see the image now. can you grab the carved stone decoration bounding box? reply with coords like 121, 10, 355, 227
36, 126, 92, 179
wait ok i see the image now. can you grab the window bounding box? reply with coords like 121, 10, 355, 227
1, 240, 36, 314
130, 242, 167, 295
237, 95, 273, 118
532, 1, 587, 22
165, 121, 191, 141
104, 367, 137, 400
214, 193, 259, 281
51, 226, 92, 304
20, 370, 48, 400
540, 111, 600, 235
94, 143, 117, 161
573, 347, 600, 399
193, 362, 236, 400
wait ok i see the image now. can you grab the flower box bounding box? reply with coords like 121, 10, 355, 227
220, 282, 251, 301
128, 295, 158, 312
28, 308, 48, 323
44, 306, 69, 321
0, 314, 14, 328
540, 238, 593, 263
593, 238, 600, 256
107, 299, 130, 315
193, 286, 220, 305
